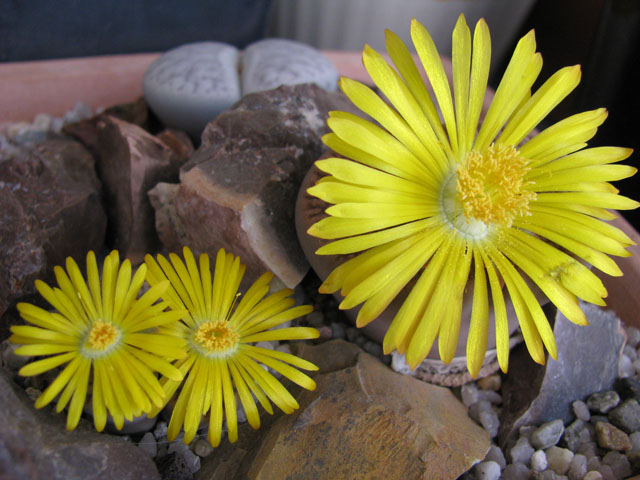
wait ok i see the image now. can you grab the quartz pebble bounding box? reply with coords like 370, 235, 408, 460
530, 449, 547, 471
546, 446, 574, 475
587, 391, 620, 414
566, 454, 587, 480
461, 383, 480, 407
572, 400, 591, 422
484, 444, 506, 469
583, 472, 603, 480
509, 437, 535, 464
602, 450, 632, 478
192, 438, 214, 458
474, 460, 501, 480
502, 462, 530, 480
608, 398, 640, 433
138, 432, 157, 458
531, 419, 565, 449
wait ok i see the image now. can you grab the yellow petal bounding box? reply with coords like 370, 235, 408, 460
452, 14, 471, 153
465, 18, 491, 152
466, 251, 489, 378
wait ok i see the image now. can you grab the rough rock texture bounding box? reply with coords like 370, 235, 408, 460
93, 115, 188, 263
0, 369, 160, 480
499, 302, 625, 449
151, 84, 360, 288
0, 136, 106, 330
197, 340, 489, 480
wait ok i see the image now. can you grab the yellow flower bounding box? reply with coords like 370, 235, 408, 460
307, 15, 638, 377
144, 247, 319, 447
10, 251, 187, 431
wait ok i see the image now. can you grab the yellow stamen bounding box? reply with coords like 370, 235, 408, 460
86, 320, 119, 351
457, 143, 536, 227
194, 321, 239, 354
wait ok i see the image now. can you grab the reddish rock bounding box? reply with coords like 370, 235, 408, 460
0, 136, 106, 330
94, 116, 187, 263
197, 340, 490, 480
152, 84, 360, 288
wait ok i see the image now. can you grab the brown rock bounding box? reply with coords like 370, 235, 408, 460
0, 136, 106, 329
0, 369, 160, 480
197, 340, 489, 480
595, 421, 631, 451
152, 84, 360, 287
156, 129, 194, 162
94, 115, 187, 263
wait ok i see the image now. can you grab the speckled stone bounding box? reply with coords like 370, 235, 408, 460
595, 421, 631, 451
608, 398, 640, 433
587, 391, 620, 414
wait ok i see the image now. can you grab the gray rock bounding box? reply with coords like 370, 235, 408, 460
561, 419, 591, 451
474, 460, 501, 480
623, 344, 638, 361
602, 451, 631, 479
587, 391, 620, 414
479, 410, 500, 439
363, 340, 383, 358
531, 419, 565, 449
2, 339, 31, 370
484, 444, 506, 469
509, 436, 535, 464
531, 449, 547, 471
630, 431, 640, 451
595, 464, 614, 480
567, 454, 587, 480
0, 369, 159, 479
461, 383, 481, 408
607, 398, 640, 433
573, 400, 591, 422
546, 446, 574, 475
619, 354, 634, 378
477, 389, 503, 405
143, 42, 241, 138
330, 322, 346, 340
576, 441, 599, 458
587, 456, 601, 471
138, 432, 157, 458
591, 414, 610, 425
627, 326, 640, 348
499, 303, 625, 448
167, 440, 201, 474
152, 84, 359, 288
242, 38, 338, 95
501, 462, 530, 480
155, 452, 193, 480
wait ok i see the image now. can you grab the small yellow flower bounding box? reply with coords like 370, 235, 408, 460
10, 251, 187, 431
145, 247, 319, 447
307, 15, 638, 377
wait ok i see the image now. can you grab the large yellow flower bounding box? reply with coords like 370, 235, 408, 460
307, 15, 638, 377
144, 247, 319, 447
10, 251, 187, 431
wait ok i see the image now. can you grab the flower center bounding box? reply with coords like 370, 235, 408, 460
193, 321, 239, 354
456, 144, 536, 228
85, 320, 120, 352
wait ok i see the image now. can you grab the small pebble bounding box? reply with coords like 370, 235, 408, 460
477, 389, 502, 405
630, 431, 640, 451
2, 340, 31, 370
591, 415, 610, 425
501, 462, 530, 480
587, 456, 601, 471
478, 410, 500, 438
567, 453, 587, 480
562, 419, 588, 451
595, 421, 631, 451
469, 400, 492, 423
572, 400, 591, 422
474, 460, 501, 480
576, 441, 599, 458
330, 322, 346, 340
305, 311, 325, 328
345, 327, 359, 343
546, 446, 574, 475
602, 450, 631, 479
624, 344, 639, 361
509, 436, 535, 465
627, 326, 640, 348
616, 377, 640, 402
587, 391, 620, 414
519, 425, 536, 440
619, 354, 634, 378
477, 374, 501, 391
595, 464, 614, 480
531, 419, 565, 449
24, 387, 41, 402
363, 340, 383, 358
192, 438, 214, 458
583, 472, 603, 480
153, 421, 168, 440
168, 439, 201, 474
316, 326, 332, 342
390, 352, 413, 375
138, 432, 157, 458
530, 449, 547, 471
607, 398, 640, 433
354, 335, 367, 347
484, 444, 506, 469
461, 383, 480, 407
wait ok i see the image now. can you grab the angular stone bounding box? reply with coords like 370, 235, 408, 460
242, 38, 338, 95
546, 446, 574, 475
586, 391, 620, 414
499, 303, 625, 449
0, 135, 106, 326
530, 419, 565, 449
151, 84, 359, 288
94, 115, 187, 263
143, 42, 241, 138
607, 398, 640, 433
198, 340, 489, 480
0, 369, 159, 479
595, 421, 631, 451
